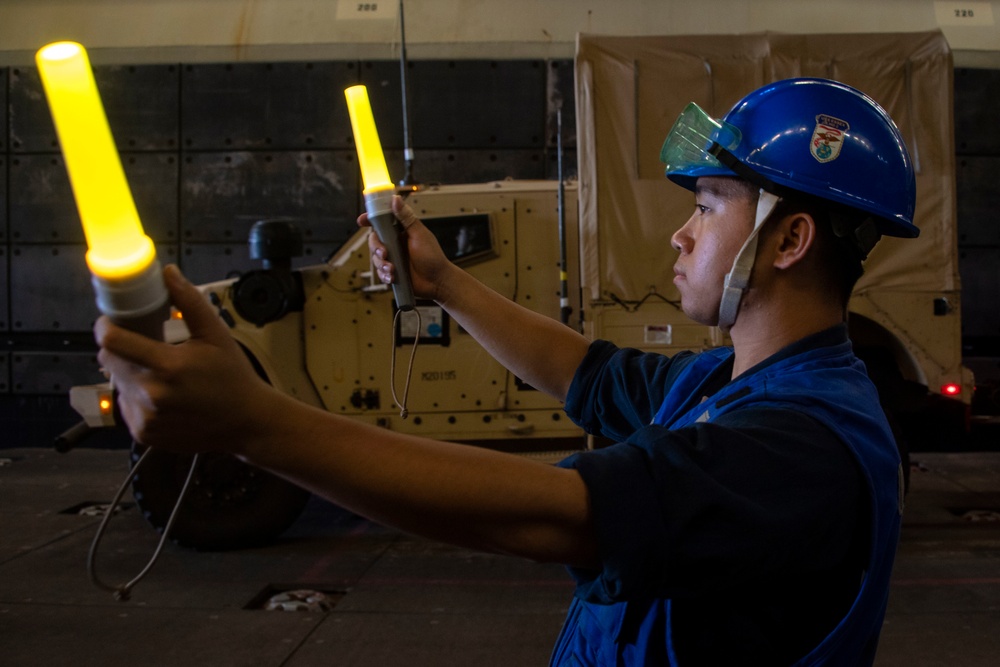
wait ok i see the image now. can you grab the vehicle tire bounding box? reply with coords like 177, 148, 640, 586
129, 442, 311, 551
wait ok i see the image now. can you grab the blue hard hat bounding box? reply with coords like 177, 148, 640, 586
660, 78, 918, 238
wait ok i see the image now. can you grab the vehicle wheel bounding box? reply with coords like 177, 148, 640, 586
129, 442, 311, 551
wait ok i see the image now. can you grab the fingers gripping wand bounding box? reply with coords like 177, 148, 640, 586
37, 41, 193, 600
344, 85, 416, 311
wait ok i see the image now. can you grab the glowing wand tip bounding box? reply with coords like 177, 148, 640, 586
345, 84, 394, 196
37, 41, 168, 338
344, 84, 414, 311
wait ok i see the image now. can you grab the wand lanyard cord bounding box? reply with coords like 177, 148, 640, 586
88, 305, 418, 597
389, 308, 421, 419
87, 445, 200, 601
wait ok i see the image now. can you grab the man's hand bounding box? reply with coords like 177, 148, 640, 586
94, 264, 278, 455
358, 195, 458, 304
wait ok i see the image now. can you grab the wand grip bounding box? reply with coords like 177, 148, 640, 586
365, 189, 415, 312
93, 259, 171, 341
111, 302, 172, 341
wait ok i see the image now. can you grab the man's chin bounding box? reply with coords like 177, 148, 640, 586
680, 304, 719, 328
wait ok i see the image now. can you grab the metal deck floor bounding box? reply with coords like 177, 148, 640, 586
2, 446, 999, 666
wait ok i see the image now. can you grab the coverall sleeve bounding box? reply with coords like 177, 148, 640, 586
564, 339, 694, 440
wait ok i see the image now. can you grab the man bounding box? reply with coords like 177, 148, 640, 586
97, 78, 915, 665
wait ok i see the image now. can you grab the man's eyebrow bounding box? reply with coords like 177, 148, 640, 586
695, 180, 756, 201
694, 183, 723, 197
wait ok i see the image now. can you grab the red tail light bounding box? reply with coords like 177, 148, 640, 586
941, 383, 961, 397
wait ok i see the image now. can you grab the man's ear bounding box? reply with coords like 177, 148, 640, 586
770, 213, 817, 270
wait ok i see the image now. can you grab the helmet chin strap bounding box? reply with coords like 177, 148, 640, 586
717, 190, 782, 331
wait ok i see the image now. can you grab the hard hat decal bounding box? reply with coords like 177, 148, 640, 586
811, 114, 849, 163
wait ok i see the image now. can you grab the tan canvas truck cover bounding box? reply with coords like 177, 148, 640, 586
575, 31, 968, 396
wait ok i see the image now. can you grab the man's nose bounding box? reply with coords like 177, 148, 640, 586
671, 222, 692, 252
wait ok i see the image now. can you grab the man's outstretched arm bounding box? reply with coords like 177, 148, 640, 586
96, 264, 599, 569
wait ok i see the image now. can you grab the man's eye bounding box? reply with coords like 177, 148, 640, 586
695, 204, 708, 214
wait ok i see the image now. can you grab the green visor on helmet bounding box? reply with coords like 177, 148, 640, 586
660, 102, 742, 182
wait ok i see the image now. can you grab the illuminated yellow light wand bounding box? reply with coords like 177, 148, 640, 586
345, 85, 419, 418
36, 41, 170, 340
39, 41, 181, 601
345, 85, 415, 311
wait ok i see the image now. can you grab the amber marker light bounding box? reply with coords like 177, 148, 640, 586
36, 41, 169, 339
345, 85, 415, 310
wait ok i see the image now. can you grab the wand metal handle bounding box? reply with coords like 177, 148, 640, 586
365, 190, 415, 312
92, 259, 171, 340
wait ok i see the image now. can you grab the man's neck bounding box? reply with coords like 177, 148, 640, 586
727, 294, 844, 379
